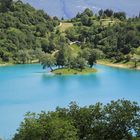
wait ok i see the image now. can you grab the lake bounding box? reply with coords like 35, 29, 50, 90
22, 0, 140, 18
0, 64, 140, 139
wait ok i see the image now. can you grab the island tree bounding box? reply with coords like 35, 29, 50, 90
41, 53, 56, 71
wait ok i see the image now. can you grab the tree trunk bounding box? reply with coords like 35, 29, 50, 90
90, 64, 93, 68
134, 61, 137, 68
49, 66, 53, 72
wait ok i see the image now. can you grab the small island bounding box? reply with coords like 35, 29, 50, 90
40, 45, 98, 75
52, 67, 97, 75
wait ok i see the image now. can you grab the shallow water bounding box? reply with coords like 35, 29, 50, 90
0, 64, 140, 139
22, 0, 140, 18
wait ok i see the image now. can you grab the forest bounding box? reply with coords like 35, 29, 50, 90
0, 0, 60, 63
13, 100, 140, 140
0, 0, 140, 68
66, 9, 140, 67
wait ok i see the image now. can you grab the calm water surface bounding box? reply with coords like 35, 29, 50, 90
0, 64, 140, 139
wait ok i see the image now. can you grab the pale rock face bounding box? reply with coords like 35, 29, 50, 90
22, 0, 140, 18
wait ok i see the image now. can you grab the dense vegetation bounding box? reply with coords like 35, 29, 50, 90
0, 0, 60, 63
40, 45, 99, 74
0, 0, 140, 68
66, 9, 140, 67
13, 100, 140, 140
41, 8, 140, 72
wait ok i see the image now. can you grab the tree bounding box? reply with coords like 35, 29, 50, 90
41, 39, 55, 53
76, 57, 86, 70
131, 54, 140, 68
16, 50, 31, 64
114, 12, 126, 20
81, 48, 91, 60
98, 9, 104, 17
88, 49, 100, 68
65, 27, 78, 41
55, 45, 70, 67
36, 23, 47, 37
13, 111, 78, 140
103, 100, 140, 140
83, 8, 93, 17
44, 117, 77, 140
41, 53, 56, 71
61, 17, 64, 20
81, 14, 90, 26
0, 0, 12, 12
76, 12, 81, 18
13, 112, 43, 140
13, 100, 140, 140
104, 9, 113, 17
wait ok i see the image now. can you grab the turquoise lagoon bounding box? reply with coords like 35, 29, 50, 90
0, 64, 140, 138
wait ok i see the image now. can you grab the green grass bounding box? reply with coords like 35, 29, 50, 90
70, 44, 81, 57
52, 67, 97, 75
100, 18, 120, 26
59, 22, 73, 32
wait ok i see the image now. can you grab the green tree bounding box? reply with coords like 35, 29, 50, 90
13, 111, 78, 140
55, 45, 70, 67
16, 50, 30, 64
41, 53, 56, 71
114, 12, 126, 20
13, 100, 140, 140
87, 49, 103, 68
103, 100, 140, 140
83, 8, 93, 17
104, 9, 113, 17
131, 54, 140, 68
0, 0, 12, 12
98, 9, 104, 17
76, 57, 86, 70
81, 14, 90, 26
44, 117, 77, 140
13, 112, 43, 140
41, 39, 51, 53
81, 48, 91, 60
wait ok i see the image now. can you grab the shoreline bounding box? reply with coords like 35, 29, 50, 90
0, 63, 13, 67
52, 68, 97, 75
0, 60, 39, 67
1, 61, 140, 71
97, 60, 140, 71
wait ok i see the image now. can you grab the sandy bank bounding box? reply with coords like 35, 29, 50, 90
98, 61, 140, 71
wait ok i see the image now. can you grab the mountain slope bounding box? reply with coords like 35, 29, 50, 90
22, 0, 140, 18
0, 0, 60, 63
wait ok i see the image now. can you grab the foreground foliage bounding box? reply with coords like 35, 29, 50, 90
13, 100, 140, 140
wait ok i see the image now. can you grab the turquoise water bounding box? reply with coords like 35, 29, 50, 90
0, 64, 140, 139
